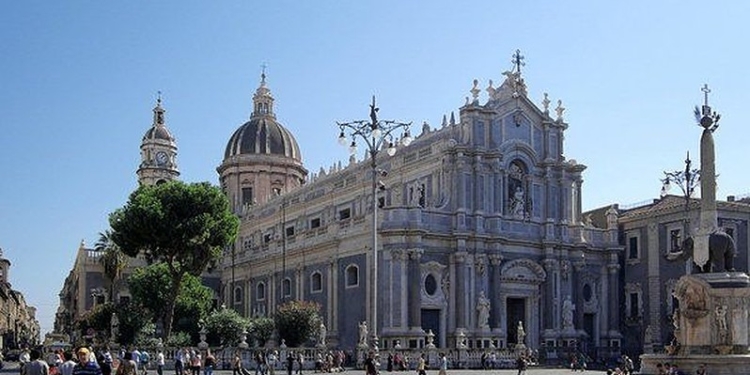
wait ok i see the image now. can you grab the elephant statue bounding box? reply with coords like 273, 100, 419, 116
666, 230, 736, 273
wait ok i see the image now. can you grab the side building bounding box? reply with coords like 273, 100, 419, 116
0, 247, 41, 349
585, 194, 750, 358
54, 98, 222, 340
219, 64, 623, 359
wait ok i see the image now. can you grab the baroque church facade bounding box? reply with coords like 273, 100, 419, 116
217, 65, 623, 355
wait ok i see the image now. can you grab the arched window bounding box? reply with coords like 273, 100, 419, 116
256, 282, 266, 301
282, 278, 292, 298
233, 286, 243, 304
311, 272, 323, 293
345, 265, 359, 288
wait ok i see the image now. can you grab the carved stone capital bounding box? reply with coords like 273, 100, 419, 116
541, 258, 558, 271
408, 248, 424, 260
390, 249, 408, 262
488, 254, 504, 266
455, 251, 468, 263
607, 263, 620, 274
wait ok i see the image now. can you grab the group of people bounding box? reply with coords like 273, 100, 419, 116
174, 348, 216, 375
652, 361, 704, 375
17, 346, 166, 375
313, 350, 345, 373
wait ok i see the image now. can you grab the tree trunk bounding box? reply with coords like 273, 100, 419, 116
163, 273, 184, 340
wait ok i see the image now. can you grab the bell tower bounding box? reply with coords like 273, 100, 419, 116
137, 95, 180, 185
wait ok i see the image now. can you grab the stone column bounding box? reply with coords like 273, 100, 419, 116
455, 251, 468, 329
489, 254, 503, 330
329, 259, 337, 332
607, 263, 621, 336
646, 222, 662, 346
408, 248, 423, 329
296, 265, 304, 301
541, 258, 558, 331
387, 250, 405, 328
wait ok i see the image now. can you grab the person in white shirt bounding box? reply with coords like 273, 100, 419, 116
20, 347, 31, 368
59, 352, 77, 375
156, 351, 165, 375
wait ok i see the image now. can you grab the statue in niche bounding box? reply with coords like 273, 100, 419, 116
476, 291, 491, 329
510, 186, 525, 217
408, 182, 425, 207
715, 305, 728, 331
508, 162, 526, 218
562, 296, 575, 329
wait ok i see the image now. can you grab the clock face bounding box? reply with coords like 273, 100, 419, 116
156, 151, 169, 166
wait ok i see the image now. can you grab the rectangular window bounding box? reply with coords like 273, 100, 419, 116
339, 208, 351, 220
242, 187, 254, 206
670, 229, 681, 251
629, 292, 639, 317
263, 233, 272, 243
628, 237, 639, 259
311, 273, 323, 293
286, 226, 295, 237
282, 279, 292, 298
310, 218, 321, 229
257, 284, 266, 300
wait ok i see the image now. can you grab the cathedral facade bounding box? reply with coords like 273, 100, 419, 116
218, 65, 623, 354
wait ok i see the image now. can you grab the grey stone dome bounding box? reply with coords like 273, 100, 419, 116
142, 98, 174, 142
224, 73, 302, 162
142, 125, 174, 142
224, 117, 301, 161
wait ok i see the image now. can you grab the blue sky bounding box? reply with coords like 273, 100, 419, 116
1, 1, 749, 336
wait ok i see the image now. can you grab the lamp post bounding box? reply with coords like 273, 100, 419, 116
661, 152, 700, 273
337, 96, 412, 351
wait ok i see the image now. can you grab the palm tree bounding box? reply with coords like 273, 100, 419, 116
95, 230, 129, 304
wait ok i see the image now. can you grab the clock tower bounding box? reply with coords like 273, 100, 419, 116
137, 96, 179, 185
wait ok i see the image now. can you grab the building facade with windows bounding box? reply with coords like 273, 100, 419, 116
219, 66, 623, 356
586, 195, 750, 357
0, 247, 40, 349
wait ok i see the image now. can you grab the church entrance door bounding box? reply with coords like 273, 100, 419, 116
421, 309, 441, 347
506, 297, 526, 346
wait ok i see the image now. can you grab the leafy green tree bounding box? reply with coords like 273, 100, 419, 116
249, 316, 275, 347
110, 181, 239, 338
95, 230, 129, 303
128, 262, 214, 337
173, 272, 214, 339
115, 301, 153, 345
204, 307, 250, 346
76, 302, 148, 346
76, 302, 115, 344
275, 300, 322, 347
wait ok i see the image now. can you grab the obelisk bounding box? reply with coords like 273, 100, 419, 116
694, 84, 720, 269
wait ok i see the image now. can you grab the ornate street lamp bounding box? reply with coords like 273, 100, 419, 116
336, 96, 412, 351
661, 152, 700, 255
661, 151, 700, 207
